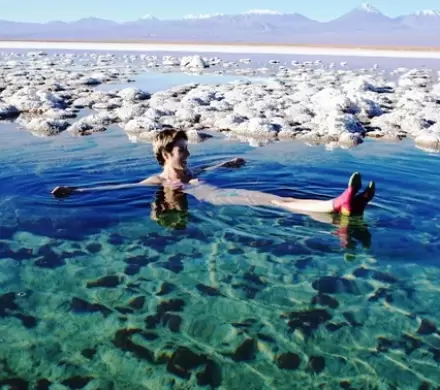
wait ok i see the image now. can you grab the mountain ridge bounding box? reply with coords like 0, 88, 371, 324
0, 4, 439, 47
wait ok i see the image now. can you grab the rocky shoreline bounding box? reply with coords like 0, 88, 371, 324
1, 51, 440, 152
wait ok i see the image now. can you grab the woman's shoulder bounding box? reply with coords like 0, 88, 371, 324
140, 175, 164, 185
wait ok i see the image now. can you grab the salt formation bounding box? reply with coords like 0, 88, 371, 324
0, 51, 439, 151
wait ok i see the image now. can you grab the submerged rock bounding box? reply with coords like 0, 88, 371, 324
167, 346, 207, 379
61, 376, 93, 389
113, 329, 155, 362
283, 309, 332, 336
70, 297, 112, 317
312, 276, 367, 295
307, 356, 326, 374
231, 338, 258, 362
86, 275, 121, 288
276, 352, 301, 370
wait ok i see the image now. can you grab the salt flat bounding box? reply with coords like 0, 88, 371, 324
1, 40, 440, 59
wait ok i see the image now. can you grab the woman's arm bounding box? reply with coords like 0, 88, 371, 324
51, 176, 163, 198
192, 158, 246, 175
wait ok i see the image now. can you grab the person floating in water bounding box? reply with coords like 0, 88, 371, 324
51, 129, 375, 216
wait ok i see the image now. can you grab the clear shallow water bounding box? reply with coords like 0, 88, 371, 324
1, 121, 440, 389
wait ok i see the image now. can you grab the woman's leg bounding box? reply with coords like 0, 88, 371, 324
186, 172, 375, 216
272, 173, 375, 216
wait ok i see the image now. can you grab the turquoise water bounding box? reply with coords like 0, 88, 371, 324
1, 113, 440, 388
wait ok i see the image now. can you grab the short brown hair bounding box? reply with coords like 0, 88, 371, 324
153, 129, 188, 166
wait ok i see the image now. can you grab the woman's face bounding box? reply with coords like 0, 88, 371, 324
165, 139, 190, 170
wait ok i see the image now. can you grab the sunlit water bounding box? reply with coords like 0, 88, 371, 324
1, 73, 440, 390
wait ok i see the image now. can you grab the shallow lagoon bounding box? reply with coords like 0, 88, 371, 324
1, 68, 440, 389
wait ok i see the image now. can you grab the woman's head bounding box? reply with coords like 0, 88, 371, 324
153, 129, 189, 169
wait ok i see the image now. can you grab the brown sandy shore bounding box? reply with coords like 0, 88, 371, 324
1, 38, 440, 53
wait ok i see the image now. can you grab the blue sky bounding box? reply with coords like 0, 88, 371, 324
3, 0, 440, 22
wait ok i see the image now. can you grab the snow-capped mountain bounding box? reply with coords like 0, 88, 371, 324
357, 3, 381, 13
244, 9, 284, 15
325, 3, 404, 31
399, 9, 440, 30
0, 4, 438, 46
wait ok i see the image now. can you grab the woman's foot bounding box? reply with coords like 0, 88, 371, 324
351, 181, 376, 216
332, 172, 362, 216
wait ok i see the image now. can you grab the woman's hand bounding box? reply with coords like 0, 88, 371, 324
51, 186, 75, 198
219, 158, 246, 168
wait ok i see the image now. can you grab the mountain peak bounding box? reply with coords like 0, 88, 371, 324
244, 9, 283, 15
183, 13, 224, 20
415, 9, 440, 17
357, 3, 381, 13
141, 14, 157, 20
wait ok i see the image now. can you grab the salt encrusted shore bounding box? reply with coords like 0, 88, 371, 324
1, 50, 440, 152
2, 40, 440, 59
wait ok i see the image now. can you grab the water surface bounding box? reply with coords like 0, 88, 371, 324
1, 101, 440, 389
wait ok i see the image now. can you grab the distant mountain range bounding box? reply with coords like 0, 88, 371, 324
1, 3, 440, 47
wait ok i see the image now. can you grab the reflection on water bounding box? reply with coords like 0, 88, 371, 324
1, 123, 440, 389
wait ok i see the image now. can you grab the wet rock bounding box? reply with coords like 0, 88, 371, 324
232, 338, 257, 362
377, 337, 394, 353
312, 276, 365, 295
295, 258, 312, 269
157, 299, 185, 314
232, 283, 260, 299
417, 319, 437, 335
311, 294, 339, 309
353, 267, 398, 284
34, 251, 66, 268
36, 379, 52, 390
376, 333, 421, 356
71, 297, 112, 317
257, 333, 276, 343
113, 329, 155, 362
146, 299, 185, 331
7, 248, 34, 262
145, 314, 161, 329
14, 313, 37, 328
162, 314, 182, 333
284, 309, 332, 336
228, 248, 244, 255
86, 243, 102, 253
115, 307, 134, 315
61, 376, 93, 389
0, 378, 29, 389
196, 284, 222, 297
196, 359, 222, 388
0, 292, 18, 316
108, 233, 124, 245
81, 348, 97, 359
418, 382, 430, 390
243, 272, 265, 286
157, 282, 175, 296
86, 275, 121, 288
139, 332, 159, 341
368, 288, 390, 302
231, 318, 257, 328
326, 322, 348, 332
342, 312, 362, 327
340, 381, 354, 390
167, 346, 207, 379
160, 255, 184, 274
401, 334, 422, 355
308, 356, 325, 374
124, 255, 152, 275
429, 347, 440, 362
276, 352, 301, 370
128, 296, 146, 310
